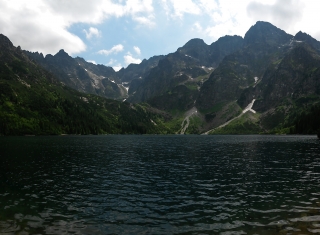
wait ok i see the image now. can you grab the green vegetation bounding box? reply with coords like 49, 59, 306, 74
195, 72, 212, 82
0, 50, 173, 135
257, 96, 320, 134
290, 102, 320, 134
184, 82, 198, 91
221, 102, 242, 119
209, 112, 262, 134
200, 101, 226, 114
167, 117, 184, 132
0, 79, 172, 135
185, 115, 204, 134
148, 85, 199, 112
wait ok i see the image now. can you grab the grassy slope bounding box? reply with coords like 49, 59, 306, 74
209, 112, 262, 134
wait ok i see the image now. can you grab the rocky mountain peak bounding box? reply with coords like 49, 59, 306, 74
294, 31, 320, 51
244, 21, 292, 46
214, 35, 243, 45
295, 31, 308, 39
55, 49, 70, 58
178, 38, 209, 58
183, 38, 207, 48
210, 35, 244, 53
0, 34, 14, 48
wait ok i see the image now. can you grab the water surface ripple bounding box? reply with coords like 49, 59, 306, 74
1, 135, 320, 234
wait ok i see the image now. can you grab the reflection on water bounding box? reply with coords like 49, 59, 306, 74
0, 135, 320, 234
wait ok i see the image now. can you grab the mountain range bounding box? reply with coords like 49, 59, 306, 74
1, 21, 320, 135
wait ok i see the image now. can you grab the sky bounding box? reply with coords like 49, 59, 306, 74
0, 0, 319, 71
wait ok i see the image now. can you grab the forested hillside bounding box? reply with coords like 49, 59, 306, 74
0, 34, 172, 135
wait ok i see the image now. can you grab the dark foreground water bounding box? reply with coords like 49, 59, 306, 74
1, 135, 320, 235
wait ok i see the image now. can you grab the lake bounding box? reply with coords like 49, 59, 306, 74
0, 135, 320, 234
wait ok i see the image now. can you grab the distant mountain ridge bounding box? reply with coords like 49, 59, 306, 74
24, 34, 244, 102
2, 20, 320, 135
0, 34, 173, 135
25, 49, 164, 100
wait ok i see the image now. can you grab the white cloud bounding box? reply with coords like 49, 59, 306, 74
83, 27, 101, 39
107, 59, 123, 71
159, 0, 310, 43
158, 0, 256, 42
133, 46, 141, 55
133, 15, 155, 27
296, 2, 320, 38
98, 44, 124, 56
162, 0, 200, 18
124, 52, 142, 65
189, 0, 255, 41
247, 0, 305, 33
197, 0, 218, 13
201, 0, 309, 42
112, 65, 123, 72
0, 0, 156, 55
107, 59, 117, 65
192, 22, 203, 32
87, 60, 97, 64
2, 0, 320, 60
0, 0, 86, 55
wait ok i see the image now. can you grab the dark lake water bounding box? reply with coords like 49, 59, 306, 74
1, 135, 320, 235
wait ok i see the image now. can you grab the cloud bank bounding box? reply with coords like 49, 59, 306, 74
0, 0, 155, 55
247, 0, 305, 32
124, 52, 142, 65
83, 27, 101, 39
0, 0, 319, 68
98, 44, 124, 56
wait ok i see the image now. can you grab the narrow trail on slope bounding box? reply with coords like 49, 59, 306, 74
202, 99, 256, 135
178, 107, 198, 134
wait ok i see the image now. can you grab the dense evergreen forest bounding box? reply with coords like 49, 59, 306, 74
0, 37, 172, 135
291, 103, 320, 135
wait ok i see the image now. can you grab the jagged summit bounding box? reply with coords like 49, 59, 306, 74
244, 21, 292, 46
0, 34, 14, 48
294, 31, 320, 51
183, 38, 207, 48
213, 35, 243, 44
54, 49, 70, 57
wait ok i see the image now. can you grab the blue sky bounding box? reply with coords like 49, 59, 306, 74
1, 0, 320, 71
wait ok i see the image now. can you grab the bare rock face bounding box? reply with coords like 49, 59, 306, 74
25, 49, 164, 100
127, 35, 244, 107
0, 34, 14, 50
243, 21, 292, 46
254, 43, 320, 112
25, 49, 126, 100
197, 21, 293, 111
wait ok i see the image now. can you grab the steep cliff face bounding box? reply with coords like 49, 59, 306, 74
177, 38, 212, 66
197, 21, 293, 112
243, 21, 292, 46
293, 31, 320, 52
209, 35, 244, 67
128, 35, 244, 106
118, 55, 164, 95
0, 34, 57, 84
25, 50, 126, 99
234, 39, 320, 132
118, 55, 164, 82
254, 44, 320, 111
